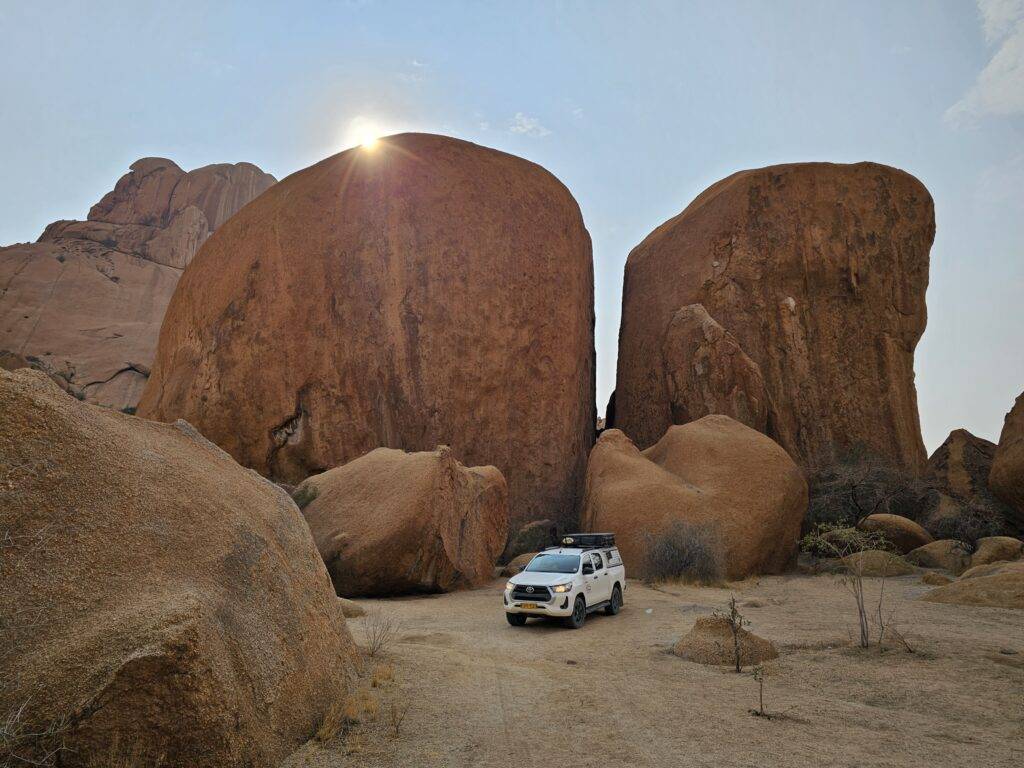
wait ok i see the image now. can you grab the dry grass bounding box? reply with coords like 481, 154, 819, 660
85, 737, 165, 768
314, 695, 362, 743
387, 700, 411, 739
371, 663, 394, 688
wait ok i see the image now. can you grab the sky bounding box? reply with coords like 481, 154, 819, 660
1, 0, 1021, 453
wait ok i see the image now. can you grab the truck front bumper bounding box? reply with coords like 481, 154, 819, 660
503, 589, 575, 617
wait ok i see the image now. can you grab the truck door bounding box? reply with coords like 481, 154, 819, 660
590, 552, 611, 603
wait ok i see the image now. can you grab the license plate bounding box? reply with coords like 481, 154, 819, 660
518, 603, 538, 609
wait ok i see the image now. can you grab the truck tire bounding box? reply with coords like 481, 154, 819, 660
506, 613, 527, 626
565, 595, 586, 629
604, 584, 622, 615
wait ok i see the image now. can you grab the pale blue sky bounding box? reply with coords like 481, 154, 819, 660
1, 1, 1021, 452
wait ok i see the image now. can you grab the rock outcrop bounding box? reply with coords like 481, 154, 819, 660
138, 134, 595, 532
856, 513, 933, 554
581, 416, 808, 580
297, 446, 509, 597
0, 158, 275, 410
0, 369, 352, 767
991, 392, 1024, 528
662, 303, 768, 431
672, 615, 779, 667
614, 162, 933, 474
925, 428, 1016, 533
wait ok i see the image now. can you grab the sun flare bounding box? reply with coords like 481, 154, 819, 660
346, 116, 386, 151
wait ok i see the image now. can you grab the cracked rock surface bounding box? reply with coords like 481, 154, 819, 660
0, 157, 275, 410
613, 161, 934, 473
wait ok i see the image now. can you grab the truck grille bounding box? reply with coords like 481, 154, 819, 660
511, 584, 552, 602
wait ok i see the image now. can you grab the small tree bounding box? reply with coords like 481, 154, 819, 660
801, 523, 896, 649
713, 595, 748, 673
750, 665, 767, 717
643, 521, 722, 584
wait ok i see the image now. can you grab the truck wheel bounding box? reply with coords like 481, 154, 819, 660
565, 596, 586, 629
605, 585, 622, 615
506, 613, 527, 626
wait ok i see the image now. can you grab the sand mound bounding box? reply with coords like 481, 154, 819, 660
672, 615, 779, 667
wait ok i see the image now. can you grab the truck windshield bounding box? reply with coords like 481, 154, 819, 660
523, 554, 580, 574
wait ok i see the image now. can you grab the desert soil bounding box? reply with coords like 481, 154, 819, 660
286, 574, 1024, 768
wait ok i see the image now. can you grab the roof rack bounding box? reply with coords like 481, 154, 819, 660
559, 532, 615, 548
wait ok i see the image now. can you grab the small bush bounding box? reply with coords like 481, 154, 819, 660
643, 521, 722, 584
363, 609, 401, 658
314, 694, 362, 743
387, 700, 410, 739
932, 500, 1004, 555
291, 483, 319, 511
799, 523, 893, 559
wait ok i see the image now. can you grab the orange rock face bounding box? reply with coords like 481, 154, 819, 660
614, 162, 934, 473
0, 369, 353, 766
297, 446, 508, 597
139, 134, 595, 532
581, 417, 808, 580
991, 392, 1024, 528
0, 158, 275, 410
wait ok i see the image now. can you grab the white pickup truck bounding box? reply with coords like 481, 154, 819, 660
503, 533, 625, 629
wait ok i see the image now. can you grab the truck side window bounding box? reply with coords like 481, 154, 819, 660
592, 552, 604, 570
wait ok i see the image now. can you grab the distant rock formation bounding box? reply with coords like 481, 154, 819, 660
614, 162, 934, 474
296, 445, 508, 597
0, 368, 353, 766
926, 428, 1017, 534
0, 158, 275, 410
138, 133, 595, 533
991, 391, 1024, 529
581, 417, 807, 580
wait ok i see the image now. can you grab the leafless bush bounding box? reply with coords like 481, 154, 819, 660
0, 701, 69, 768
387, 700, 410, 739
801, 524, 898, 649
713, 595, 748, 673
643, 521, 722, 584
933, 500, 1004, 555
363, 609, 401, 658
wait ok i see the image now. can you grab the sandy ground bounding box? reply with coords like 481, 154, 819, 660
286, 574, 1024, 768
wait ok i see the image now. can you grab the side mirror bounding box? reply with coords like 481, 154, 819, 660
582, 563, 594, 575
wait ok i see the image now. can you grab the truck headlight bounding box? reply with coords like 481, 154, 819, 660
551, 582, 573, 593
505, 581, 516, 592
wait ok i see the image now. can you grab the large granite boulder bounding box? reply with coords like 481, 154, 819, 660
614, 162, 933, 474
296, 446, 508, 597
991, 391, 1024, 529
0, 369, 353, 767
0, 158, 274, 411
662, 303, 768, 431
138, 133, 595, 532
581, 416, 807, 580
856, 513, 933, 554
926, 428, 1016, 534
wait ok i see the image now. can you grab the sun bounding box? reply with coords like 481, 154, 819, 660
346, 116, 386, 151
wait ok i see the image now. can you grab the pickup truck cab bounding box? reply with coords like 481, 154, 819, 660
503, 533, 625, 629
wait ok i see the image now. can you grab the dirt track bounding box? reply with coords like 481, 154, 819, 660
287, 574, 1024, 768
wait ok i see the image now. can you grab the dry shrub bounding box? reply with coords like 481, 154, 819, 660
356, 689, 379, 722
0, 702, 69, 768
387, 700, 411, 739
932, 500, 1004, 555
363, 609, 401, 658
371, 663, 394, 688
643, 521, 722, 584
290, 483, 319, 511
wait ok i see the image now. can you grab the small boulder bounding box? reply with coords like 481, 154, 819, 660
970, 536, 1024, 568
298, 445, 509, 597
921, 561, 1024, 609
839, 550, 916, 577
581, 417, 807, 580
672, 615, 779, 667
920, 571, 953, 586
501, 551, 539, 577
338, 598, 366, 618
958, 560, 1024, 581
856, 513, 933, 554
906, 540, 968, 573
